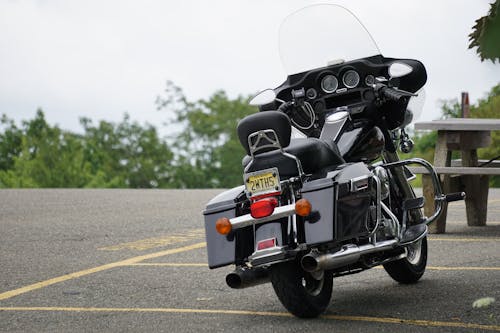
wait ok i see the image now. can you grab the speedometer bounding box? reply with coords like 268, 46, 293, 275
343, 70, 360, 88
321, 75, 338, 93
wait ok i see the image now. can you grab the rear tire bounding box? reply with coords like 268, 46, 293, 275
383, 237, 427, 284
270, 261, 332, 318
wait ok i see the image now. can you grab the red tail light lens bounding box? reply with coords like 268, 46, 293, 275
250, 197, 278, 219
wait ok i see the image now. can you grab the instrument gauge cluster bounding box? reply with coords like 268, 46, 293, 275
321, 75, 338, 93
342, 70, 360, 88
318, 69, 365, 96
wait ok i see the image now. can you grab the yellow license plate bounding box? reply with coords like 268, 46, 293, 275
244, 167, 281, 197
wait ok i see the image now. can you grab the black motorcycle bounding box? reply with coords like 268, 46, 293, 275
203, 4, 464, 318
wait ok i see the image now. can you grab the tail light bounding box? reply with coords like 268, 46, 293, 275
250, 197, 278, 219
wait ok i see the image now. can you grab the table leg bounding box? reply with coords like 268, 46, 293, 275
426, 131, 452, 234
461, 149, 489, 226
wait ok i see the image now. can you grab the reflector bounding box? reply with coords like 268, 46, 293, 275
257, 238, 277, 250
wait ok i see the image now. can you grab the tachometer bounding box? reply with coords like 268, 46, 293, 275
343, 70, 360, 88
321, 75, 338, 93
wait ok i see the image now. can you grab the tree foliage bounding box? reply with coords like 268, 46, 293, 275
0, 110, 175, 188
156, 81, 257, 188
469, 0, 500, 62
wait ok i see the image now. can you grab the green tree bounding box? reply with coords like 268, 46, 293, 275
469, 0, 500, 62
0, 110, 92, 187
156, 81, 257, 188
80, 114, 175, 188
0, 110, 175, 188
0, 115, 23, 171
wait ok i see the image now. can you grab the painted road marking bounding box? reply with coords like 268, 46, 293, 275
427, 266, 500, 271
0, 307, 498, 331
98, 229, 205, 251
127, 263, 208, 267
428, 237, 500, 242
0, 242, 206, 301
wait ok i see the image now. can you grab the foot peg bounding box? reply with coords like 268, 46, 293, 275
401, 224, 427, 245
403, 197, 425, 210
445, 192, 466, 203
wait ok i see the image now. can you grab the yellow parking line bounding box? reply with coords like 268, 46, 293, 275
0, 242, 206, 301
127, 263, 208, 267
427, 266, 500, 271
428, 237, 500, 242
98, 229, 205, 251
0, 307, 498, 331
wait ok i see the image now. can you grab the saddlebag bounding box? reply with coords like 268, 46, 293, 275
203, 187, 241, 269
302, 162, 373, 245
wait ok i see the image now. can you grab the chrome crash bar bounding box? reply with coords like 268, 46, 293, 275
382, 157, 465, 226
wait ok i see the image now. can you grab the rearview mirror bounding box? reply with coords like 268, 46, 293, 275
249, 89, 276, 106
388, 62, 413, 79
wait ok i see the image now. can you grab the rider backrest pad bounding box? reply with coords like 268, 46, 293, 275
237, 111, 291, 155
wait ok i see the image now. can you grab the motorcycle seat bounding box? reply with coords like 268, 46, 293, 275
242, 137, 345, 178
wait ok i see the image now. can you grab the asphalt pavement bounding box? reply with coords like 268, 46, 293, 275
0, 189, 499, 332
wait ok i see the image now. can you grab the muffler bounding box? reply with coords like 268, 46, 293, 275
226, 266, 270, 289
301, 239, 398, 272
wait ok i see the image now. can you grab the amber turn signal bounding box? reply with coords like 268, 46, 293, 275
295, 198, 312, 217
215, 217, 232, 235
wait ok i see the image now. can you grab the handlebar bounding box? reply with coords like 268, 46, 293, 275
375, 83, 416, 103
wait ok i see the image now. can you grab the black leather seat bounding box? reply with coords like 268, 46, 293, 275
237, 111, 345, 178
242, 137, 345, 178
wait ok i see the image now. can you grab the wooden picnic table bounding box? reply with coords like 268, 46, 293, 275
413, 118, 500, 233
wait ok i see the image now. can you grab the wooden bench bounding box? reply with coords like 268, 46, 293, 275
411, 119, 500, 233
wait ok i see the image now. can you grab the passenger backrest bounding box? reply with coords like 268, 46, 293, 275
237, 111, 291, 155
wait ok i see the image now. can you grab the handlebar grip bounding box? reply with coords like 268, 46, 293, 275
445, 192, 466, 202
382, 87, 409, 102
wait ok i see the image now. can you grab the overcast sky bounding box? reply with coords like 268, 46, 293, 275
1, 0, 499, 134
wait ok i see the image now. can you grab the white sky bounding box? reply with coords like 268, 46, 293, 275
1, 0, 499, 134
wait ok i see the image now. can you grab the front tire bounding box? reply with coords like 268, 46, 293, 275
270, 261, 333, 318
383, 237, 427, 284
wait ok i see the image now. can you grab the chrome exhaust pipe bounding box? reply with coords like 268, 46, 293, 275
301, 239, 398, 272
226, 266, 270, 289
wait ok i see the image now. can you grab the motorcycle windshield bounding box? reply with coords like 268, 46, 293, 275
279, 4, 381, 75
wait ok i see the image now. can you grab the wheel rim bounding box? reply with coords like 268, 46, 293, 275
406, 239, 422, 265
301, 270, 324, 296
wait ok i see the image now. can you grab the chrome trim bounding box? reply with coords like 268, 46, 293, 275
369, 175, 382, 239
321, 74, 338, 93
301, 239, 398, 272
229, 203, 296, 230
247, 129, 281, 157
248, 246, 287, 263
381, 201, 401, 239
382, 158, 445, 226
342, 70, 360, 88
350, 175, 370, 192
